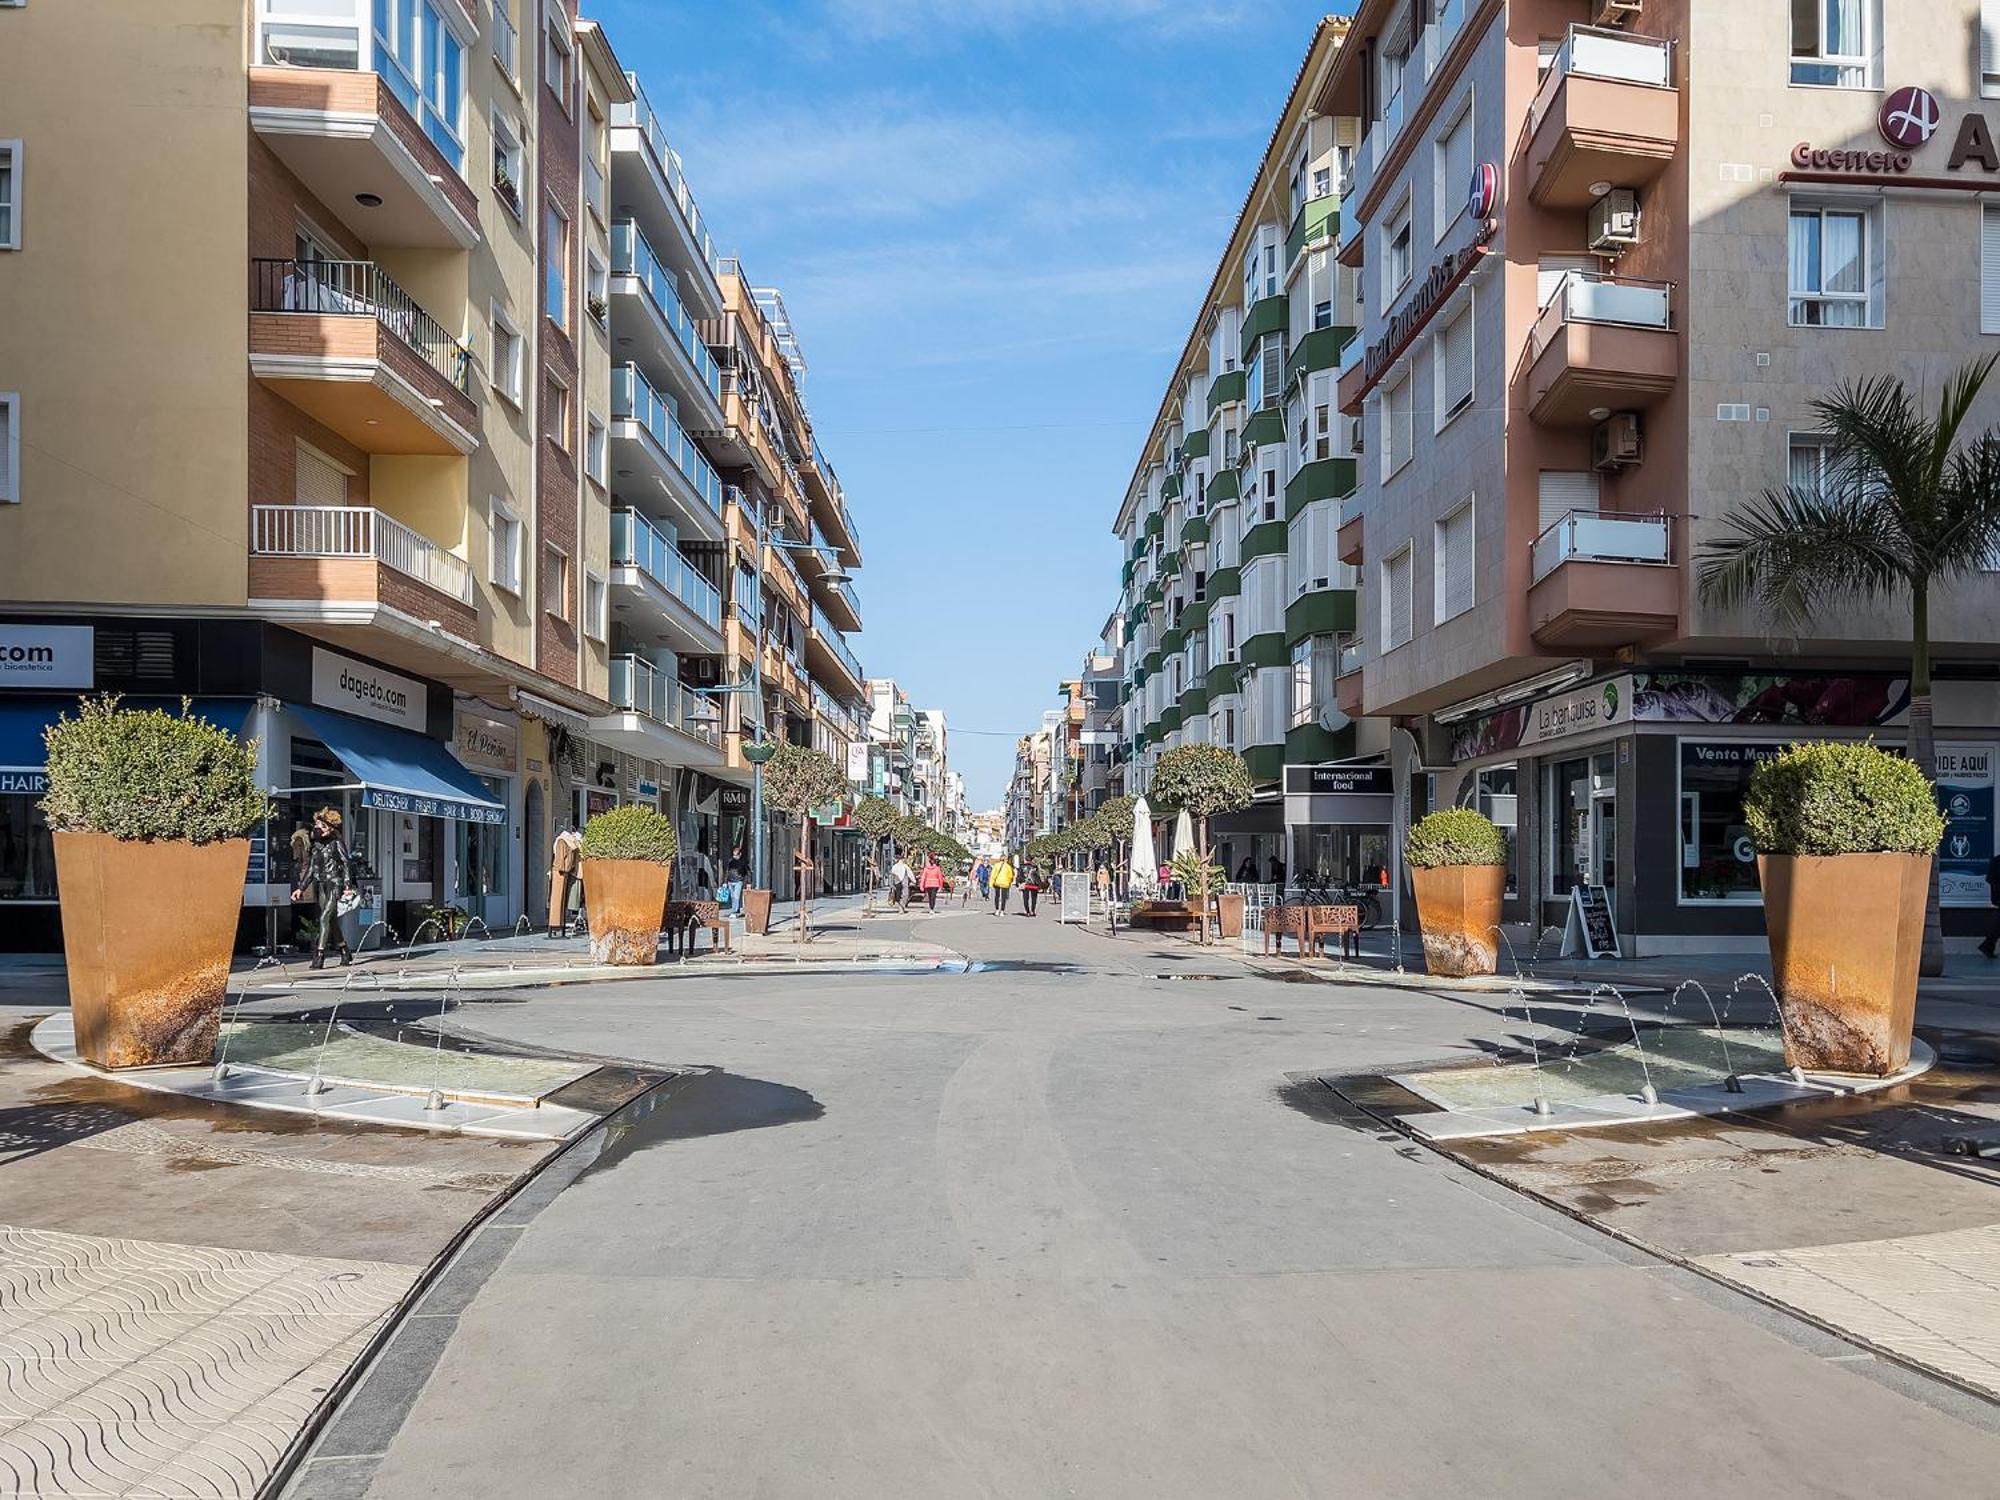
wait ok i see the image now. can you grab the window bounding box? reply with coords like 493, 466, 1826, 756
1986, 0, 2000, 97
0, 140, 18, 249
544, 201, 569, 327
544, 372, 569, 446
1539, 469, 1600, 533
489, 499, 522, 592
1788, 432, 1835, 495
1291, 638, 1315, 729
1472, 765, 1519, 898
1984, 205, 2000, 334
491, 110, 524, 217
584, 571, 608, 642
1790, 0, 1875, 88
585, 414, 607, 485
489, 306, 523, 404
1434, 497, 1474, 623
1788, 202, 1874, 326
1433, 293, 1475, 428
1381, 371, 1414, 479
1434, 98, 1473, 241
1383, 197, 1414, 301
586, 250, 607, 326
0, 392, 17, 503
543, 544, 569, 620
1679, 742, 1785, 901
372, 1, 465, 170
544, 13, 573, 110
1297, 369, 1335, 465
1381, 544, 1413, 651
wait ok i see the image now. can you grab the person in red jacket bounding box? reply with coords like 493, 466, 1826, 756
919, 853, 945, 911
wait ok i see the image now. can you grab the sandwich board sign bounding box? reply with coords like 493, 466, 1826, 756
1561, 885, 1620, 958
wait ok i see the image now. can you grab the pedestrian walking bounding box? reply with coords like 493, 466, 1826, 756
919, 853, 945, 911
990, 855, 1015, 913
1095, 860, 1111, 910
976, 859, 991, 899
1020, 859, 1045, 917
890, 853, 916, 913
291, 808, 356, 970
1981, 852, 2000, 958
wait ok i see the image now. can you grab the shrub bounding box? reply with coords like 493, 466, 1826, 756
1744, 739, 1945, 856
1148, 744, 1254, 821
41, 695, 266, 844
1169, 848, 1227, 894
580, 803, 678, 864
762, 743, 848, 816
1405, 808, 1507, 869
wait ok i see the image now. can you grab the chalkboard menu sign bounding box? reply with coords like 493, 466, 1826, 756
1562, 885, 1620, 958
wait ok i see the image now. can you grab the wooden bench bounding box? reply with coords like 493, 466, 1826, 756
1305, 904, 1361, 961
666, 900, 730, 956
1130, 899, 1196, 932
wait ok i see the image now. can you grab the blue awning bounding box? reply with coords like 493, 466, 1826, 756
292, 705, 504, 824
0, 697, 253, 795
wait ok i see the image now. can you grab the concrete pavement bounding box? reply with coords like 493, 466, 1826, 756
288, 909, 2000, 1499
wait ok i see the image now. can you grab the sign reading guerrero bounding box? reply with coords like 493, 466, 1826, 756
1790, 83, 2000, 182
311, 647, 425, 730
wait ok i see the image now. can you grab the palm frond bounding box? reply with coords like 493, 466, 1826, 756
1697, 484, 1906, 632
1935, 428, 2000, 578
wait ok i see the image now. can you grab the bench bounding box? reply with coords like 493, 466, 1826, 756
1305, 904, 1361, 961
1130, 900, 1196, 932
1262, 904, 1310, 956
666, 900, 730, 956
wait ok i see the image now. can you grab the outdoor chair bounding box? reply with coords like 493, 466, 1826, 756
1262, 904, 1309, 957
1306, 904, 1361, 961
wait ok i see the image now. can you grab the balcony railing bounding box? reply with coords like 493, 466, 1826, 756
1533, 272, 1673, 352
611, 221, 722, 400
611, 509, 722, 630
1530, 24, 1674, 132
613, 77, 719, 273
493, 5, 519, 83
612, 364, 724, 516
609, 654, 721, 745
252, 258, 473, 393
812, 684, 863, 740
811, 603, 865, 684
584, 152, 606, 222
1531, 510, 1671, 583
1337, 636, 1365, 675
250, 504, 472, 604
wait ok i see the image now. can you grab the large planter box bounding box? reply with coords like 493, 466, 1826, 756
1758, 852, 1927, 1076
742, 887, 773, 936
1213, 892, 1246, 939
1409, 864, 1505, 978
55, 830, 248, 1069
582, 858, 671, 966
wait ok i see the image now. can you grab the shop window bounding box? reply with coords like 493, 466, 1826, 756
1679, 740, 1789, 902
1473, 765, 1518, 898
1548, 751, 1616, 897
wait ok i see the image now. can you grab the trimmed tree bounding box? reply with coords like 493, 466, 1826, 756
762, 743, 848, 942
851, 795, 899, 888
1148, 744, 1254, 943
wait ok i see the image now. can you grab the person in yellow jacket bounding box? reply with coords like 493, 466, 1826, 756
989, 855, 1016, 915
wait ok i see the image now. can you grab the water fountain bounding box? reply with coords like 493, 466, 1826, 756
353, 919, 394, 958
1669, 979, 1744, 1092
214, 955, 289, 1082
514, 915, 534, 938
423, 962, 462, 1114
460, 917, 493, 945
1504, 982, 1554, 1116
306, 965, 380, 1099
1592, 983, 1661, 1105
400, 917, 447, 963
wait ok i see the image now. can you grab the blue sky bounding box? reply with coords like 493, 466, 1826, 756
598, 0, 1341, 806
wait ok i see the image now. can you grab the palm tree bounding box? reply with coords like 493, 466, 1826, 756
1697, 356, 2000, 974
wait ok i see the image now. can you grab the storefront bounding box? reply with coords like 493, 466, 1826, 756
1282, 763, 1395, 891
451, 700, 522, 932
1210, 797, 1286, 886
1441, 669, 1997, 955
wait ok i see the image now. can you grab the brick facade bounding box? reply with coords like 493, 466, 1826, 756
534, 0, 582, 686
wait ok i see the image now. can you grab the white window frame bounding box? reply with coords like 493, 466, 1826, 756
489, 302, 524, 406
0, 392, 19, 503
543, 541, 569, 621
491, 108, 524, 219
1985, 0, 2000, 98
489, 497, 522, 594
544, 368, 570, 449
544, 198, 570, 329
1383, 194, 1414, 304
1381, 543, 1414, 653
1381, 368, 1414, 481
1433, 93, 1473, 244
585, 412, 607, 486
1789, 0, 1878, 89
584, 570, 609, 642
1983, 203, 2000, 334
1787, 431, 1836, 496
1433, 495, 1475, 624
586, 249, 608, 326
1787, 197, 1880, 329
1432, 291, 1475, 432
543, 6, 574, 115
0, 140, 20, 251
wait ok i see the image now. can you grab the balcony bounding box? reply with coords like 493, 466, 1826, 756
801, 439, 862, 565
492, 5, 519, 85
609, 77, 723, 317
609, 509, 724, 653
1528, 511, 1679, 649
598, 655, 725, 760
807, 604, 866, 696
610, 220, 725, 429
611, 363, 726, 541
812, 684, 864, 742
248, 504, 475, 635
248, 66, 477, 249
1525, 273, 1677, 427
1527, 26, 1678, 210
249, 258, 478, 454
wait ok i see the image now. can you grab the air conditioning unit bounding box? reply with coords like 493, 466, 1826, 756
1593, 411, 1644, 471
1589, 189, 1641, 252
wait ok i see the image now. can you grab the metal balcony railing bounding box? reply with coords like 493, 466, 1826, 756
611, 509, 722, 630
1530, 23, 1674, 131
250, 504, 472, 604
1532, 272, 1674, 359
492, 5, 519, 82
810, 603, 865, 684
251, 258, 473, 393
612, 220, 722, 399
1531, 510, 1671, 583
609, 654, 721, 745
614, 77, 719, 273
612, 364, 724, 516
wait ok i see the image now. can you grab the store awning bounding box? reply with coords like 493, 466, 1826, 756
1, 697, 253, 793
292, 706, 504, 824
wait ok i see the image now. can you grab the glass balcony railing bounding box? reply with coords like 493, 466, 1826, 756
612, 221, 722, 401
810, 603, 865, 684
1531, 510, 1671, 583
612, 363, 724, 517
1532, 24, 1674, 129
613, 77, 719, 273
1337, 636, 1365, 676
611, 509, 722, 630
609, 654, 721, 745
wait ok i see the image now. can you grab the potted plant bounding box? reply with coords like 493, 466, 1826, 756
42, 696, 267, 1069
587, 293, 609, 325
579, 803, 676, 965
1147, 744, 1254, 943
1404, 808, 1507, 978
1745, 740, 1943, 1075
1170, 849, 1238, 936
762, 743, 848, 942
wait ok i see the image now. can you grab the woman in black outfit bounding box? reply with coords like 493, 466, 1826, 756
292, 809, 357, 969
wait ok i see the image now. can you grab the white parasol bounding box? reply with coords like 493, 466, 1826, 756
1171, 809, 1194, 867
1130, 796, 1157, 897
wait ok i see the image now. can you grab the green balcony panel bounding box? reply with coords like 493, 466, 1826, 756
1284, 458, 1357, 521
1159, 706, 1183, 734
1205, 664, 1241, 699
1182, 429, 1210, 460
1243, 744, 1285, 784
1285, 195, 1342, 265
1243, 406, 1285, 452
1206, 469, 1241, 505
1180, 684, 1209, 718
1240, 631, 1288, 670
1133, 732, 1148, 752
1162, 474, 1182, 501
1144, 511, 1165, 538
1120, 558, 1135, 586
1205, 368, 1246, 416
1285, 722, 1354, 765
1285, 326, 1354, 388
1161, 625, 1186, 654
1181, 599, 1210, 634
1180, 514, 1210, 548
1133, 665, 1149, 688
1241, 520, 1286, 563
1206, 565, 1241, 600
1239, 294, 1288, 360
1144, 649, 1163, 676
1285, 587, 1356, 644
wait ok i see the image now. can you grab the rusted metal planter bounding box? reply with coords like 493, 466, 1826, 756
582, 858, 671, 966
1213, 892, 1245, 939
54, 830, 248, 1069
1409, 863, 1505, 978
1758, 851, 1927, 1076
742, 887, 773, 937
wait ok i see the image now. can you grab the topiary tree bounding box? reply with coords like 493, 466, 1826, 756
42, 695, 266, 844
850, 795, 899, 888
1744, 740, 1945, 856
762, 743, 848, 942
580, 802, 678, 864
1405, 808, 1507, 869
1147, 744, 1254, 942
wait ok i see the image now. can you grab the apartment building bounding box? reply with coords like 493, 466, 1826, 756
1330, 0, 2000, 952
0, 1, 868, 945
1108, 17, 1388, 889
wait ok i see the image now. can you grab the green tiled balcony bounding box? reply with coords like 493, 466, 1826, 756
1242, 519, 1286, 563
1285, 587, 1355, 644
1285, 326, 1353, 387
1285, 195, 1341, 264
1143, 648, 1163, 676
1144, 511, 1165, 538
1243, 744, 1285, 784
1180, 684, 1209, 718
1205, 660, 1242, 697
1205, 369, 1246, 416
1206, 565, 1240, 600
1206, 469, 1240, 505
1180, 514, 1210, 548
1159, 705, 1183, 734
1181, 598, 1209, 634
1243, 406, 1285, 452
1239, 295, 1287, 360
1240, 631, 1288, 670
1285, 722, 1353, 765
1284, 458, 1356, 521
1162, 473, 1182, 501
1182, 429, 1210, 460
1120, 557, 1135, 586
1161, 623, 1186, 654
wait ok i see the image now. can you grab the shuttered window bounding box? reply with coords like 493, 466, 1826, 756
1983, 205, 2000, 334
295, 444, 349, 507
1434, 101, 1473, 235
1984, 0, 2000, 96
1383, 371, 1414, 478
1538, 470, 1600, 533
1538, 254, 1596, 309
1434, 294, 1475, 427
1435, 498, 1475, 623
0, 393, 15, 503
1382, 544, 1413, 651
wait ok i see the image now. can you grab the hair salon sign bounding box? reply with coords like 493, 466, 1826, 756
1789, 85, 2000, 181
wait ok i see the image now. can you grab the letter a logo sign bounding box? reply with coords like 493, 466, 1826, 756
1880, 86, 1940, 148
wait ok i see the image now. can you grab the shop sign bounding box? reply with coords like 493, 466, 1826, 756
0, 771, 45, 794
1283, 764, 1394, 797
718, 785, 751, 816
311, 647, 424, 730
1360, 220, 1497, 389
1789, 84, 2000, 181
846, 742, 869, 780
0, 625, 93, 690
1935, 744, 1995, 907
362, 787, 505, 824
453, 706, 518, 774
637, 778, 659, 800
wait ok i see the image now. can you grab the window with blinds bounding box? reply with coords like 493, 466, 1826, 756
1433, 294, 1475, 427
1538, 470, 1600, 533
1983, 205, 2000, 333
295, 444, 349, 508
1382, 371, 1414, 478
1382, 545, 1413, 651
1434, 99, 1473, 236
0, 392, 16, 503
1434, 498, 1475, 623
